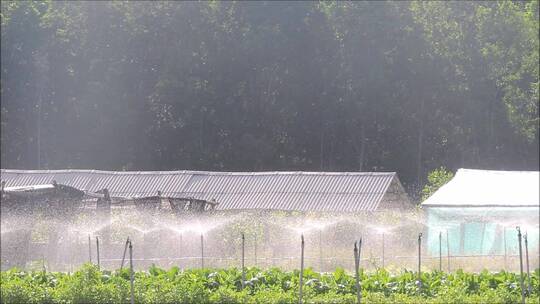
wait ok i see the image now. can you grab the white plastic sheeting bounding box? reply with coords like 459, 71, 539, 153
422, 169, 539, 207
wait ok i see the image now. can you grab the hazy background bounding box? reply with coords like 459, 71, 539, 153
1, 1, 538, 197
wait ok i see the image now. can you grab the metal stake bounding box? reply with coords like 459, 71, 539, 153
358, 238, 363, 303
129, 240, 134, 304
178, 233, 183, 270
200, 233, 204, 269
120, 237, 130, 270
503, 228, 508, 270
524, 234, 532, 295
418, 233, 423, 288
439, 231, 442, 272
254, 233, 257, 267
299, 234, 305, 304
381, 233, 385, 269
88, 235, 92, 263
516, 227, 525, 304
96, 236, 100, 270
319, 229, 323, 272
354, 240, 362, 304
241, 233, 246, 290
446, 230, 450, 272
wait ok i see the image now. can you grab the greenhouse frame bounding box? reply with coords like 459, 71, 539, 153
422, 169, 539, 256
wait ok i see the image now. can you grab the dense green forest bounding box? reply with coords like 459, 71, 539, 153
1, 1, 538, 196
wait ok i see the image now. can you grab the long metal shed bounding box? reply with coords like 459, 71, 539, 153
0, 169, 412, 212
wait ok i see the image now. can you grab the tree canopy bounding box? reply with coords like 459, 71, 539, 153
1, 1, 538, 198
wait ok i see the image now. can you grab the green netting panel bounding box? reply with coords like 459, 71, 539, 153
482, 223, 497, 254
425, 207, 539, 256
463, 222, 484, 254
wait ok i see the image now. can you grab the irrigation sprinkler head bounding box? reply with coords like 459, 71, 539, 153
242, 233, 245, 241
354, 241, 358, 251
418, 233, 423, 240
301, 234, 304, 244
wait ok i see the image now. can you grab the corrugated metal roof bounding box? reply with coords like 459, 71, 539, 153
422, 169, 540, 207
1, 169, 399, 212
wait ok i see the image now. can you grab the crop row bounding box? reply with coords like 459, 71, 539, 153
1, 265, 539, 304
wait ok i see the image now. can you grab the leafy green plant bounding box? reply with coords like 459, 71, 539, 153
421, 167, 454, 201
1, 265, 538, 304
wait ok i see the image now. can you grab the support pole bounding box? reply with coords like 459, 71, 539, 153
241, 233, 246, 290
120, 237, 130, 270
299, 234, 305, 304
524, 234, 531, 295
129, 241, 134, 304
439, 231, 442, 272
516, 227, 525, 304
88, 235, 92, 264
200, 233, 204, 269
96, 236, 100, 270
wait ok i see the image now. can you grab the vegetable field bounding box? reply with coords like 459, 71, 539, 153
1, 265, 539, 304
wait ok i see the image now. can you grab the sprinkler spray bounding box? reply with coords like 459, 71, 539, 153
299, 234, 305, 304
241, 233, 246, 290
129, 240, 134, 304
200, 233, 204, 269
524, 233, 531, 295
516, 227, 525, 304
96, 236, 100, 270
120, 237, 130, 270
